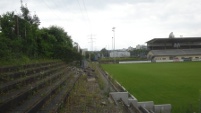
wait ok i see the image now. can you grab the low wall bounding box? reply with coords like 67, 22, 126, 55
119, 61, 151, 64
119, 59, 201, 64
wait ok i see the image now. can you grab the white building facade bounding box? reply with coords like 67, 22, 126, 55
110, 51, 130, 58
81, 48, 88, 56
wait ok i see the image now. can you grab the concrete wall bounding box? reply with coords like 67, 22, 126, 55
119, 61, 151, 64
154, 104, 171, 113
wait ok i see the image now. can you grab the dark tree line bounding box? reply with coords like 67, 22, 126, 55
130, 49, 148, 58
0, 3, 82, 63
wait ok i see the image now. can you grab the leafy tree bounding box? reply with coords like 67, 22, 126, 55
37, 26, 82, 62
0, 12, 16, 39
17, 3, 40, 57
0, 2, 82, 63
0, 5, 39, 59
0, 34, 12, 59
20, 4, 32, 22
47, 26, 73, 58
100, 48, 109, 57
85, 51, 90, 60
36, 28, 56, 58
48, 26, 72, 48
130, 49, 148, 58
32, 14, 40, 27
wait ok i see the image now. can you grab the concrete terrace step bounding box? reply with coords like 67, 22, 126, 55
0, 61, 59, 74
0, 65, 66, 93
10, 69, 71, 113
38, 73, 81, 113
0, 61, 82, 113
0, 67, 67, 112
0, 61, 64, 83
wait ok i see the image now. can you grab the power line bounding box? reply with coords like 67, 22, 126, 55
76, 0, 87, 21
41, 0, 94, 50
82, 0, 91, 26
41, 0, 63, 21
76, 0, 92, 33
82, 0, 94, 51
76, 0, 94, 51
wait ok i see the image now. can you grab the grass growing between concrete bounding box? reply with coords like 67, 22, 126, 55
0, 57, 59, 66
60, 74, 124, 113
91, 62, 105, 90
102, 62, 201, 113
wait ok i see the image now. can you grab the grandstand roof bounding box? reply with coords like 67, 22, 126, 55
147, 37, 201, 43
149, 49, 201, 56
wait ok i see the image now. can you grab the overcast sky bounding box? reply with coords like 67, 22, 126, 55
1, 0, 201, 51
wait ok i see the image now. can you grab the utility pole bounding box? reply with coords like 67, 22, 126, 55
25, 23, 26, 38
88, 34, 95, 51
0, 15, 2, 32
14, 15, 19, 37
112, 37, 113, 51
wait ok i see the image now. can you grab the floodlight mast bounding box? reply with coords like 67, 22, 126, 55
112, 27, 116, 63
112, 27, 115, 50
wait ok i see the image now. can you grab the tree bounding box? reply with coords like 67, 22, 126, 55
0, 3, 39, 58
18, 2, 40, 57
0, 34, 12, 59
0, 1, 82, 63
100, 48, 109, 57
47, 26, 73, 58
44, 26, 81, 62
130, 49, 148, 58
20, 3, 32, 22
48, 26, 72, 48
0, 12, 16, 39
32, 14, 40, 27
36, 28, 56, 57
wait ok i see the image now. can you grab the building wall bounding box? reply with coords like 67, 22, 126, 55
175, 55, 201, 61
81, 49, 88, 56
153, 56, 170, 60
153, 55, 201, 62
110, 51, 130, 58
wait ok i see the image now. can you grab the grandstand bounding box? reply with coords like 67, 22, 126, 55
147, 37, 201, 50
146, 37, 201, 62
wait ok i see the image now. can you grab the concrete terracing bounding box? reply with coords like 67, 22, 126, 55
109, 91, 171, 113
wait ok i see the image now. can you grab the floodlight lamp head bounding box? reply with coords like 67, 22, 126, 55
112, 27, 115, 31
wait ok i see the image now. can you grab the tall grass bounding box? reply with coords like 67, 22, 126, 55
102, 62, 201, 113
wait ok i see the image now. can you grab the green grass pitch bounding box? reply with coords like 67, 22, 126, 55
101, 62, 201, 113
